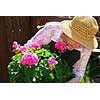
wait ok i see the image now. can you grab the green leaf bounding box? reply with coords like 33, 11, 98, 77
11, 53, 22, 61
49, 73, 54, 80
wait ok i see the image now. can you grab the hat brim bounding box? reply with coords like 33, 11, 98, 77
60, 20, 98, 49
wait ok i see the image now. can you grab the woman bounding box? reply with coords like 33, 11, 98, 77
24, 16, 99, 83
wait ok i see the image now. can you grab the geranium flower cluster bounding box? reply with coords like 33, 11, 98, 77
12, 41, 41, 53
55, 41, 67, 53
48, 57, 58, 65
21, 52, 39, 66
48, 57, 58, 70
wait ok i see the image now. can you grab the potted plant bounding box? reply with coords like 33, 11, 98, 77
8, 41, 74, 83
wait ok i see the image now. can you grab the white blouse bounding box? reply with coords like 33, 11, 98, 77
25, 21, 92, 80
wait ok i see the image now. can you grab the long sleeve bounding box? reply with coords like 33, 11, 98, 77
24, 27, 51, 48
24, 22, 61, 48
73, 48, 92, 80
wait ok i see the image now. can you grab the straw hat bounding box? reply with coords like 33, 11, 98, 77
60, 16, 99, 49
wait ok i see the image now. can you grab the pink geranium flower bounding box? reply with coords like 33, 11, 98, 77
55, 41, 67, 53
20, 46, 27, 52
21, 52, 39, 66
30, 43, 41, 49
12, 41, 20, 49
48, 57, 58, 65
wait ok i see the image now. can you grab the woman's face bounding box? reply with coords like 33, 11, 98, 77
61, 33, 84, 49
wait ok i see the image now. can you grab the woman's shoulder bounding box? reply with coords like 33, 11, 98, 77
44, 21, 61, 28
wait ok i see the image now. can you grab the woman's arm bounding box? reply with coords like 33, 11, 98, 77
68, 48, 92, 83
24, 24, 55, 48
73, 48, 92, 80
24, 22, 61, 48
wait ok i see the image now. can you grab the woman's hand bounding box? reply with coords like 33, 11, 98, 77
67, 77, 80, 83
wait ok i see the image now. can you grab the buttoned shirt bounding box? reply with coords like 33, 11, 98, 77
24, 22, 92, 80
